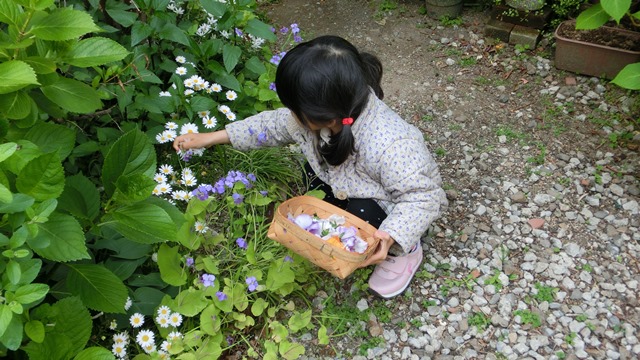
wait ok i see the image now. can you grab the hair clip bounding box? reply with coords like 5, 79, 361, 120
342, 117, 354, 125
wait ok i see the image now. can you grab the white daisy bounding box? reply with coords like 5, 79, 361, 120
182, 174, 197, 187
160, 340, 172, 352
167, 331, 183, 341
169, 312, 183, 327
192, 148, 205, 156
165, 122, 178, 130
226, 112, 236, 121
142, 342, 156, 354
113, 332, 129, 345
155, 183, 172, 195
159, 165, 174, 175
156, 314, 170, 328
112, 343, 127, 358
175, 56, 186, 64
157, 305, 171, 317
197, 110, 210, 118
156, 132, 169, 144
159, 91, 171, 97
210, 83, 222, 92
182, 168, 193, 178
129, 313, 144, 328
184, 89, 194, 96
171, 190, 189, 201
124, 297, 132, 311
194, 221, 208, 234
203, 116, 217, 129
225, 90, 237, 101
154, 174, 167, 184
218, 105, 230, 114
175, 67, 187, 75
163, 129, 177, 141
157, 350, 170, 360
184, 78, 195, 88
180, 123, 199, 135
136, 329, 155, 347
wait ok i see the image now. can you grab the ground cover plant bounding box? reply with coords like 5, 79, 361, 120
0, 0, 339, 358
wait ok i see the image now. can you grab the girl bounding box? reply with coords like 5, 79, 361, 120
173, 35, 447, 298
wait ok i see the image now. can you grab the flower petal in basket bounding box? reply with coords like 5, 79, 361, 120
267, 196, 380, 279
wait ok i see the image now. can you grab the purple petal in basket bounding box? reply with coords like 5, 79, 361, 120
292, 213, 314, 230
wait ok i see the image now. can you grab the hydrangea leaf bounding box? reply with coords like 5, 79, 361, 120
40, 77, 102, 114
611, 63, 640, 90
0, 90, 33, 119
0, 60, 39, 94
29, 8, 100, 41
57, 174, 100, 222
16, 152, 64, 201
24, 121, 76, 160
66, 264, 127, 313
28, 213, 89, 262
73, 347, 116, 360
65, 37, 130, 67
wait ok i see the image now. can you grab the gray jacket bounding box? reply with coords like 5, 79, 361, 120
226, 94, 448, 253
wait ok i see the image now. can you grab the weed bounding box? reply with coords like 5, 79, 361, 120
410, 318, 422, 327
557, 177, 571, 187
435, 147, 447, 157
416, 269, 435, 281
564, 332, 577, 345
442, 183, 454, 191
445, 47, 463, 57
439, 15, 463, 27
421, 114, 434, 122
586, 322, 596, 331
578, 263, 593, 272
358, 337, 385, 356
513, 309, 541, 327
422, 299, 437, 308
575, 314, 588, 322
556, 351, 566, 359
533, 283, 558, 303
526, 142, 547, 166
396, 321, 406, 328
474, 76, 491, 85
484, 269, 504, 291
495, 126, 526, 142
373, 304, 393, 323
449, 124, 463, 131
460, 56, 477, 67
468, 312, 491, 331
594, 164, 603, 185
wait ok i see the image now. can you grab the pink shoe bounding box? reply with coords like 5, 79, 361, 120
368, 247, 424, 298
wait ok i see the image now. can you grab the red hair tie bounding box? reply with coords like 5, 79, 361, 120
342, 117, 354, 126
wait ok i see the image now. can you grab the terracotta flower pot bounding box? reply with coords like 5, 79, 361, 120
554, 20, 640, 79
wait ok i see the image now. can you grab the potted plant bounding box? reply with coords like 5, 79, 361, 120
425, 0, 464, 19
554, 0, 640, 89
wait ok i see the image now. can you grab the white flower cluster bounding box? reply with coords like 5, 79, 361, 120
166, 0, 184, 15
152, 164, 201, 203
111, 308, 184, 358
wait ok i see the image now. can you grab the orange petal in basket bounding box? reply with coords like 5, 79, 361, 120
325, 236, 345, 249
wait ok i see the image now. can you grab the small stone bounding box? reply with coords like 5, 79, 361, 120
528, 218, 544, 229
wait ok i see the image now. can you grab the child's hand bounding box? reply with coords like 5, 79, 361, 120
358, 230, 395, 268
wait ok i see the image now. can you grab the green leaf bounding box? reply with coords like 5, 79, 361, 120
245, 18, 277, 41
22, 332, 72, 360
66, 264, 127, 313
611, 62, 640, 90
0, 193, 34, 214
16, 152, 64, 201
173, 288, 208, 317
159, 22, 189, 46
74, 347, 116, 360
0, 90, 34, 119
23, 56, 57, 74
216, 72, 242, 92
28, 212, 90, 262
0, 0, 23, 27
250, 298, 268, 316
102, 128, 156, 198
105, 1, 138, 27
279, 341, 305, 360
200, 0, 227, 17
287, 310, 311, 333
222, 44, 241, 73
266, 259, 294, 291
94, 236, 152, 260
0, 60, 39, 94
65, 37, 130, 67
0, 305, 13, 338
318, 324, 329, 345
189, 96, 217, 113
25, 320, 45, 343
52, 297, 92, 356
0, 312, 22, 350
0, 142, 18, 162
131, 22, 153, 46
14, 283, 49, 304
58, 174, 100, 221
106, 203, 177, 244
245, 56, 267, 76
30, 7, 101, 41
25, 121, 76, 160
41, 77, 102, 114
6, 260, 21, 285
157, 243, 187, 286
104, 257, 146, 280
601, 0, 631, 23
132, 287, 166, 315
32, 0, 55, 10
2, 140, 41, 174
576, 4, 610, 29
113, 173, 155, 204
200, 304, 221, 335
0, 183, 11, 204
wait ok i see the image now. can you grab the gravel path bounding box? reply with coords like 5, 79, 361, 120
262, 1, 640, 359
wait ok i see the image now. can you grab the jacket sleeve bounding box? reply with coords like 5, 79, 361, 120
377, 138, 448, 254
225, 108, 298, 150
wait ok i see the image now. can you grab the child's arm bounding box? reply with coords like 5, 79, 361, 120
173, 130, 230, 152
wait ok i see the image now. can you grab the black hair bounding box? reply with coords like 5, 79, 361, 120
275, 35, 384, 166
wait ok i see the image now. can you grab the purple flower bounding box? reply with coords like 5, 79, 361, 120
186, 257, 194, 267
216, 291, 227, 301
246, 276, 258, 292
294, 35, 303, 43
269, 82, 277, 91
247, 173, 256, 182
181, 149, 193, 162
201, 273, 215, 287
235, 28, 243, 37
226, 335, 234, 346
213, 180, 225, 194
284, 255, 293, 263
279, 26, 289, 34
232, 193, 244, 205
192, 184, 213, 200
290, 23, 300, 34
236, 237, 247, 249
260, 190, 268, 196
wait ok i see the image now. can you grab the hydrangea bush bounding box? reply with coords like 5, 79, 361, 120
0, 0, 327, 359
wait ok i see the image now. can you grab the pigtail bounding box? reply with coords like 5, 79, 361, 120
360, 52, 384, 100
320, 117, 356, 165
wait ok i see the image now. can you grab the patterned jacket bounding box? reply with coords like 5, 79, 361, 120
226, 94, 448, 253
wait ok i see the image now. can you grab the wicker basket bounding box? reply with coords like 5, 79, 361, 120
267, 196, 380, 279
